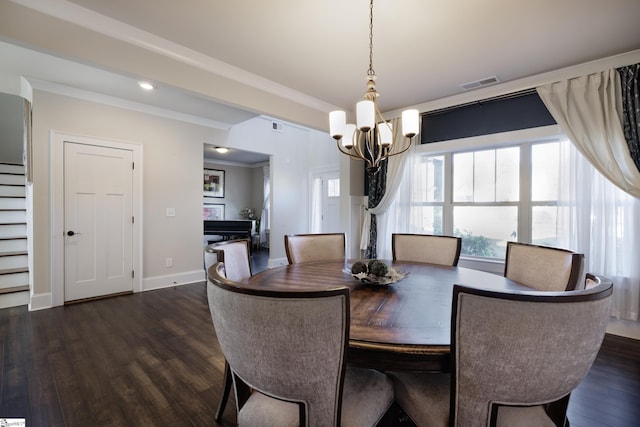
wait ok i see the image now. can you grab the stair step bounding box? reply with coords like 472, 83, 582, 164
0, 164, 25, 174
0, 250, 28, 257
0, 223, 27, 238
0, 174, 26, 185
0, 285, 29, 295
0, 238, 27, 252
0, 198, 26, 209
0, 186, 26, 197
0, 254, 28, 270
0, 270, 29, 287
0, 210, 27, 223
0, 267, 29, 275
0, 290, 29, 308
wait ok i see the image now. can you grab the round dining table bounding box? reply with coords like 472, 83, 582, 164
240, 259, 531, 373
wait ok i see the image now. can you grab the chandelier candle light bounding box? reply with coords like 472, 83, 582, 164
329, 0, 419, 172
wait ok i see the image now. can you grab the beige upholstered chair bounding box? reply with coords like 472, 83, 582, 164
392, 233, 462, 266
205, 239, 252, 282
504, 241, 584, 291
391, 281, 612, 427
284, 232, 346, 264
207, 262, 394, 426
585, 273, 612, 290
203, 239, 252, 421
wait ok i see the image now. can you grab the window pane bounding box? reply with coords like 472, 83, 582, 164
413, 155, 444, 203
473, 150, 495, 202
327, 178, 339, 197
409, 206, 443, 235
532, 142, 560, 201
425, 156, 444, 203
453, 148, 519, 202
453, 152, 473, 202
532, 206, 560, 247
454, 206, 517, 258
496, 147, 519, 201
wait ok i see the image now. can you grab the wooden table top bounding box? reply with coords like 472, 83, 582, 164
242, 260, 531, 372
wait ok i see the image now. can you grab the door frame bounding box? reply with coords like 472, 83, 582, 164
51, 131, 143, 307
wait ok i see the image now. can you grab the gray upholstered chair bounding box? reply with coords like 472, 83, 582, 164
391, 280, 613, 427
284, 232, 346, 264
207, 262, 394, 426
203, 239, 252, 421
504, 241, 584, 291
392, 233, 462, 266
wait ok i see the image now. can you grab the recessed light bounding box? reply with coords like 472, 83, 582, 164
138, 81, 154, 90
215, 147, 229, 154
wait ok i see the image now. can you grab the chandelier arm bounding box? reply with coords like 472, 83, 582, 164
384, 136, 414, 158
336, 139, 373, 164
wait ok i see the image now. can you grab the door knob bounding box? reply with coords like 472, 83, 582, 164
67, 230, 81, 236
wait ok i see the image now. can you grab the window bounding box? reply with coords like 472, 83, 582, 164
407, 128, 566, 260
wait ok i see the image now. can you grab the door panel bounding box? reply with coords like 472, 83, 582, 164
64, 142, 133, 302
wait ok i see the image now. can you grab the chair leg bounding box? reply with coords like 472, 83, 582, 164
214, 360, 233, 421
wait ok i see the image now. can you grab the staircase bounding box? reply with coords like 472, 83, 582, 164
0, 162, 29, 308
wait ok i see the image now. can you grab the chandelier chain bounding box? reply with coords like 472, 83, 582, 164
368, 0, 375, 77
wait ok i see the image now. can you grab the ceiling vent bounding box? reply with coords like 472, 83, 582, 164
460, 76, 500, 91
271, 121, 283, 132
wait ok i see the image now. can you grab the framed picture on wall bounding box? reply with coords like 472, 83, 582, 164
204, 168, 225, 198
203, 203, 225, 220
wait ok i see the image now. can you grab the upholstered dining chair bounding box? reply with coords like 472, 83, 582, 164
392, 233, 462, 266
207, 261, 395, 426
504, 241, 584, 291
391, 280, 613, 427
203, 239, 252, 421
284, 232, 346, 264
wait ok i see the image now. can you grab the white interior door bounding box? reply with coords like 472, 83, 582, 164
64, 142, 134, 302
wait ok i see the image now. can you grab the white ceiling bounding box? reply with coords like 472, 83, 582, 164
2, 0, 640, 140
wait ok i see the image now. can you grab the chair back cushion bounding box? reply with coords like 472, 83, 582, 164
504, 242, 584, 291
205, 239, 252, 281
284, 233, 345, 264
392, 233, 462, 266
451, 282, 612, 425
207, 263, 350, 426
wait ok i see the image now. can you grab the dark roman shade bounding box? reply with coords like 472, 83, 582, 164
420, 91, 556, 144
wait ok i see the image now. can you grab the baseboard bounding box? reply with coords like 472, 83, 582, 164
142, 269, 205, 292
606, 318, 640, 341
29, 291, 52, 311
267, 257, 288, 269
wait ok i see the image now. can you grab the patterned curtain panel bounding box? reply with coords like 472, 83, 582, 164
617, 63, 640, 173
365, 162, 387, 259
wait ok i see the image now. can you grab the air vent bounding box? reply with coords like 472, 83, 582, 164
271, 121, 283, 132
460, 76, 500, 91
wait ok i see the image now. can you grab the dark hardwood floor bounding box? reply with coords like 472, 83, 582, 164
1, 250, 638, 426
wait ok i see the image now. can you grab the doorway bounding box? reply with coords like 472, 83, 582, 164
51, 133, 142, 306
311, 170, 340, 233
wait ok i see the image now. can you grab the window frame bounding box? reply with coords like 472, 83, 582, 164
413, 124, 562, 262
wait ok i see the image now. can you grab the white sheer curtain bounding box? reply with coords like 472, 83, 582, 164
538, 69, 640, 321
372, 144, 420, 259
259, 165, 270, 246
557, 137, 640, 321
310, 176, 322, 233
359, 118, 412, 253
537, 69, 640, 198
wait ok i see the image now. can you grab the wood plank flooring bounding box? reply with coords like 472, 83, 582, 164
1, 272, 639, 426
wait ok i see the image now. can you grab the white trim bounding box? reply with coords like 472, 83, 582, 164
49, 131, 143, 307
28, 291, 52, 311
143, 269, 204, 292
268, 257, 289, 269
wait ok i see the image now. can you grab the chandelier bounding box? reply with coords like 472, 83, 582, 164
329, 0, 419, 172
